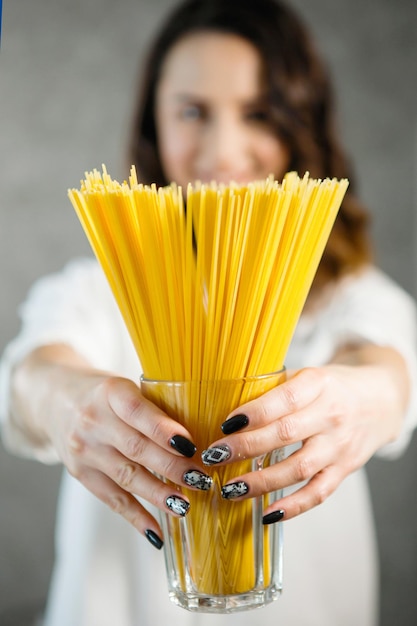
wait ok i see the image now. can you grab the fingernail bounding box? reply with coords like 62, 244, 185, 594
201, 444, 231, 466
166, 495, 190, 516
183, 469, 213, 491
170, 434, 197, 458
221, 481, 249, 499
145, 529, 164, 550
221, 414, 249, 435
262, 510, 285, 525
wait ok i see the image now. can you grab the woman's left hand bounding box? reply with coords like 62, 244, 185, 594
202, 344, 410, 521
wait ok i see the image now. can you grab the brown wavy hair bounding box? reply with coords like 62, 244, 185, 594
128, 0, 372, 290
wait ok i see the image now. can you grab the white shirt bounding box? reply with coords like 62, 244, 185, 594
1, 258, 416, 626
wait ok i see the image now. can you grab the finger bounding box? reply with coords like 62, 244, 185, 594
118, 432, 214, 492
124, 434, 213, 492
87, 445, 192, 517
105, 378, 197, 457
203, 405, 327, 466
222, 368, 323, 433
261, 465, 344, 521
219, 438, 329, 499
78, 467, 164, 547
96, 418, 213, 492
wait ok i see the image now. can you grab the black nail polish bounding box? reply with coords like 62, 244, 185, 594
170, 434, 196, 458
183, 469, 213, 491
221, 414, 249, 435
201, 444, 231, 466
262, 510, 285, 525
145, 529, 163, 550
166, 495, 190, 516
221, 481, 249, 499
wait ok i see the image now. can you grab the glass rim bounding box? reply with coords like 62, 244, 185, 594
140, 367, 286, 386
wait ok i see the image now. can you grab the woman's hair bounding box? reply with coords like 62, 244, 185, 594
129, 0, 372, 288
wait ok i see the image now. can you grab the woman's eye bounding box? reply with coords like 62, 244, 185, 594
180, 104, 204, 121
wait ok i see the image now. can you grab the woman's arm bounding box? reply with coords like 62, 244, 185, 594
203, 342, 410, 521
10, 344, 212, 545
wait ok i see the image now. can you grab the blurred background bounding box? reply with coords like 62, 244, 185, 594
0, 0, 416, 624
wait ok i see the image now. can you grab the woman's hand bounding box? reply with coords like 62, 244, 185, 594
202, 344, 410, 522
11, 345, 212, 548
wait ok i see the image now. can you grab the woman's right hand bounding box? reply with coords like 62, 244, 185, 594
12, 345, 212, 549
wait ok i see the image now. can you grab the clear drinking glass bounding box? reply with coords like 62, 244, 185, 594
141, 368, 286, 613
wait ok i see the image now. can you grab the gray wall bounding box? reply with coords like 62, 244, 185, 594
0, 0, 416, 624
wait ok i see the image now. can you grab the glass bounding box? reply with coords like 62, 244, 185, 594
141, 369, 286, 613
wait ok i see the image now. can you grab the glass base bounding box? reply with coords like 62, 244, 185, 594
168, 584, 282, 614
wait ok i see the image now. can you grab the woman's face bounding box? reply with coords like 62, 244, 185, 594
155, 32, 290, 188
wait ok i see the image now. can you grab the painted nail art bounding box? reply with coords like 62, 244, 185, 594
262, 510, 285, 525
221, 481, 249, 499
170, 434, 197, 458
183, 469, 213, 491
166, 495, 190, 516
221, 414, 249, 435
145, 529, 164, 550
201, 444, 231, 466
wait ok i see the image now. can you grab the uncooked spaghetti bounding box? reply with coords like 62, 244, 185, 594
68, 166, 348, 596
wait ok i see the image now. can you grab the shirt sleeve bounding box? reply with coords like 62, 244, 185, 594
330, 267, 417, 459
0, 257, 132, 463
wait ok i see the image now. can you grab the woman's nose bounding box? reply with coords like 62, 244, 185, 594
200, 115, 250, 178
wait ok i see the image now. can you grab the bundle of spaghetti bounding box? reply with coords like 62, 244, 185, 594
68, 165, 348, 595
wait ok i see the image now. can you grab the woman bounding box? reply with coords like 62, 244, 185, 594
1, 1, 416, 624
